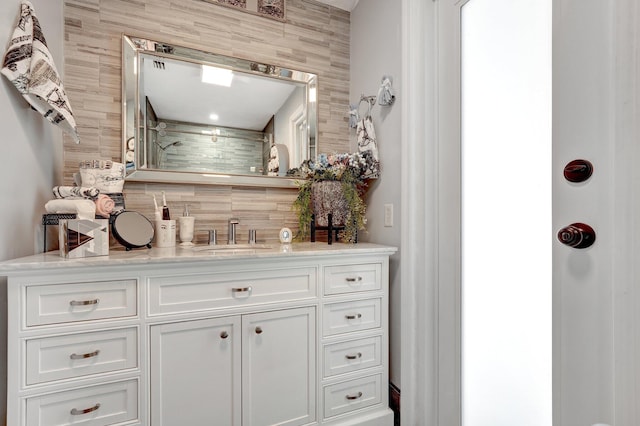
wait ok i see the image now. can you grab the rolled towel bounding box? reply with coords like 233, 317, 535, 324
94, 194, 115, 217
44, 199, 96, 220
52, 186, 99, 199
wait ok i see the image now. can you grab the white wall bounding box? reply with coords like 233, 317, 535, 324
350, 0, 402, 387
1, 0, 64, 261
0, 0, 64, 420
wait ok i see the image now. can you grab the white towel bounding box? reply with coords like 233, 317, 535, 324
52, 186, 100, 199
356, 116, 379, 161
1, 1, 80, 143
45, 199, 96, 220
377, 75, 395, 106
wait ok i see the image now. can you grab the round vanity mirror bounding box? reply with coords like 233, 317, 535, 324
111, 211, 154, 250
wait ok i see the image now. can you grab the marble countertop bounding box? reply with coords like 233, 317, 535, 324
0, 242, 397, 273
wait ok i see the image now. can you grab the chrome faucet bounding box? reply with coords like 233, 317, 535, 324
228, 218, 239, 244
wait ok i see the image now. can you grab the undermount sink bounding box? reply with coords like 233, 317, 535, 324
191, 244, 273, 252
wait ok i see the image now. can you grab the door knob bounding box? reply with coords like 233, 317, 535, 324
557, 222, 596, 249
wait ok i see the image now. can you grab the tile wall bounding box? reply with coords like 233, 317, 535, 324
62, 0, 350, 244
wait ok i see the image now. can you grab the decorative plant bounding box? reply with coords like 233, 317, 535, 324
288, 151, 379, 243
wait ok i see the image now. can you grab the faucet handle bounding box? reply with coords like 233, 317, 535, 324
208, 230, 217, 245
228, 218, 239, 245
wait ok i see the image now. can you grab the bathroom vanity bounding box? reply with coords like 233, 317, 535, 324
0, 242, 396, 426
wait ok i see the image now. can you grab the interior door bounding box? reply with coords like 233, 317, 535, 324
436, 0, 639, 424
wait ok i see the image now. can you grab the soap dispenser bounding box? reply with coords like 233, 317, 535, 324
178, 204, 195, 246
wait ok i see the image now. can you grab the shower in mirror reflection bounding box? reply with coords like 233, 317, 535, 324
155, 141, 182, 151
154, 140, 182, 168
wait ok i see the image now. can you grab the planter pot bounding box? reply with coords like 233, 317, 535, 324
311, 181, 349, 227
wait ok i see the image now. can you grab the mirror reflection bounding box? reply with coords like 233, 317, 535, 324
122, 35, 317, 187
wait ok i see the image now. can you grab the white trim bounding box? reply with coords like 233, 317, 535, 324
402, 1, 640, 424
290, 104, 307, 168
612, 0, 639, 423
400, 0, 440, 424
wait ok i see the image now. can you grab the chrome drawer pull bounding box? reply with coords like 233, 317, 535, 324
345, 352, 362, 360
346, 392, 363, 400
345, 313, 362, 320
345, 276, 363, 282
220, 331, 229, 339
70, 349, 100, 360
232, 286, 252, 293
69, 298, 99, 306
70, 403, 101, 415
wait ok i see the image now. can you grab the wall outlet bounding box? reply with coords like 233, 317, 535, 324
384, 203, 393, 227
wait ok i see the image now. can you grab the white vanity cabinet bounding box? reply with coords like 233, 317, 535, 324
151, 307, 316, 426
0, 243, 396, 426
150, 316, 241, 426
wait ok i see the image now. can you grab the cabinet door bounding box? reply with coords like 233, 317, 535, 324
242, 307, 316, 426
150, 317, 241, 426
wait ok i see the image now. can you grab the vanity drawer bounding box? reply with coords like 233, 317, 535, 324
324, 263, 381, 295
148, 267, 316, 315
26, 328, 138, 385
323, 374, 382, 419
323, 335, 382, 378
322, 298, 381, 337
26, 379, 138, 426
25, 280, 137, 326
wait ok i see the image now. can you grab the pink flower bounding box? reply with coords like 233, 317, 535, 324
95, 194, 115, 217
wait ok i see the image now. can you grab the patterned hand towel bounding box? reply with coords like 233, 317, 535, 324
1, 1, 80, 143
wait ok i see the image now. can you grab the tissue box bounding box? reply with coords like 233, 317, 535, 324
59, 219, 109, 258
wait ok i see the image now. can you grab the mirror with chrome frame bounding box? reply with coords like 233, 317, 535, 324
122, 34, 317, 187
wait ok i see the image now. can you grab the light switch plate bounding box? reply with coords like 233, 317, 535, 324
384, 204, 393, 227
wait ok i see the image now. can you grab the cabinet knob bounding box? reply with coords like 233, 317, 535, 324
255, 326, 263, 334
220, 331, 229, 339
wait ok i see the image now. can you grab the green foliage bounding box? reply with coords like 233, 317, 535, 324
293, 180, 313, 241
292, 178, 369, 244
340, 180, 367, 243
289, 151, 378, 244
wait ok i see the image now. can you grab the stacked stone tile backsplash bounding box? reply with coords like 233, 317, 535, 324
63, 0, 350, 244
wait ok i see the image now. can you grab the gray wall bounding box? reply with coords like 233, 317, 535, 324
350, 1, 402, 387
0, 0, 64, 419
1, 0, 64, 261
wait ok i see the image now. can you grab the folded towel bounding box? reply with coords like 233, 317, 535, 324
1, 1, 80, 143
45, 199, 95, 220
52, 186, 99, 199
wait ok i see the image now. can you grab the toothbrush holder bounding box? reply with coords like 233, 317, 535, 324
155, 219, 176, 248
